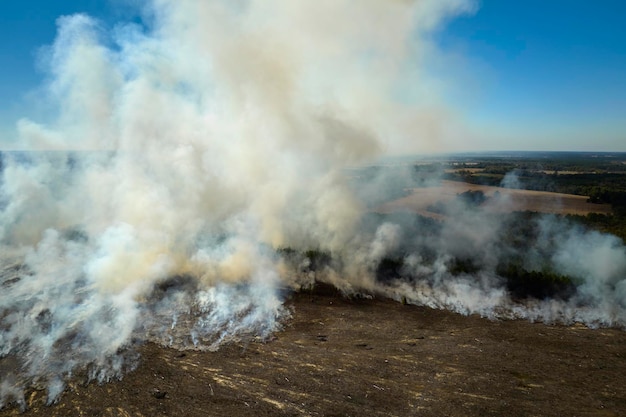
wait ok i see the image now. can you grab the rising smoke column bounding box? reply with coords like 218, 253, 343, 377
0, 0, 476, 407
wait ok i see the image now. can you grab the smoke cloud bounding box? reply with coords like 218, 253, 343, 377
1, 0, 625, 409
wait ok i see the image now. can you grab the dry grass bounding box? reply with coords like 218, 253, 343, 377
378, 180, 613, 217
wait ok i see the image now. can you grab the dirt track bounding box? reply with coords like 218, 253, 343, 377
3, 286, 626, 417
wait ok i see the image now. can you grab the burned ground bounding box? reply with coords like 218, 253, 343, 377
2, 286, 625, 417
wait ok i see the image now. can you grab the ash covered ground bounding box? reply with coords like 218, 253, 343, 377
2, 284, 626, 417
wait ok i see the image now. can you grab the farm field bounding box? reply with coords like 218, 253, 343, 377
378, 180, 613, 218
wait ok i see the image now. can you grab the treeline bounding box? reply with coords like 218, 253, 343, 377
565, 213, 626, 242
277, 211, 596, 303
443, 170, 626, 207
587, 188, 626, 209
445, 153, 626, 174
279, 245, 577, 302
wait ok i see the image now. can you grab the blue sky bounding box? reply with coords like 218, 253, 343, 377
0, 1, 130, 133
0, 0, 625, 152
436, 0, 626, 151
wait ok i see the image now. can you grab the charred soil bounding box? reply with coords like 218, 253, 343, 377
2, 286, 626, 417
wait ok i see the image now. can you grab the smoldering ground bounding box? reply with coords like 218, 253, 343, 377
1, 0, 625, 410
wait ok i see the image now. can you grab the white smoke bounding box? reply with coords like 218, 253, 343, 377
0, 0, 477, 408
380, 210, 626, 327
3, 0, 626, 410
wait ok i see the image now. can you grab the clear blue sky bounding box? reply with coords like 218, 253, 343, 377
0, 1, 625, 152
436, 0, 626, 151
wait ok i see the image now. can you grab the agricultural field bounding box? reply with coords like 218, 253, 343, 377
378, 180, 613, 219
357, 151, 626, 240
441, 151, 626, 207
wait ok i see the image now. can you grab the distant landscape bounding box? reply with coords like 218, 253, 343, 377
338, 151, 626, 302
353, 151, 626, 241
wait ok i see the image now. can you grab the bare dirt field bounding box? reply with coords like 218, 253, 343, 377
378, 180, 613, 218
3, 286, 625, 417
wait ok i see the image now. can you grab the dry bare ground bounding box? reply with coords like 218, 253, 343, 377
378, 180, 613, 218
2, 286, 625, 417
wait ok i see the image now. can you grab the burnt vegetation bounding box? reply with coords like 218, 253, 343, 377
279, 210, 586, 303
289, 152, 626, 304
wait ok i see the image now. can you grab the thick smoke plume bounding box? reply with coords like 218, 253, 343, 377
1, 0, 625, 409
